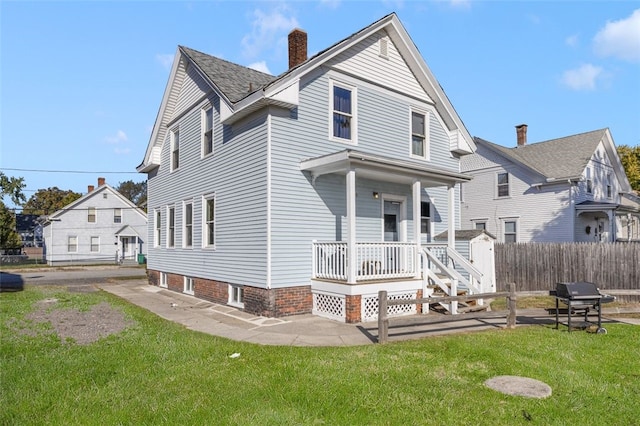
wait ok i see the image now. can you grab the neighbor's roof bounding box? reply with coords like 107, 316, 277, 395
474, 129, 608, 181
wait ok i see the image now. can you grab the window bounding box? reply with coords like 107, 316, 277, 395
90, 236, 100, 252
167, 206, 175, 248
229, 285, 244, 307
183, 201, 193, 248
497, 173, 509, 197
114, 208, 122, 223
503, 221, 517, 243
154, 210, 161, 247
203, 196, 215, 247
420, 201, 431, 235
88, 207, 96, 223
160, 272, 168, 288
411, 111, 428, 158
171, 129, 180, 171
586, 168, 592, 194
607, 173, 612, 198
475, 222, 487, 231
184, 277, 194, 295
331, 83, 354, 141
202, 107, 213, 156
67, 236, 78, 252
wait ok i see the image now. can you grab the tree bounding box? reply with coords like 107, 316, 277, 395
617, 145, 640, 192
0, 172, 26, 250
22, 187, 82, 216
116, 180, 147, 210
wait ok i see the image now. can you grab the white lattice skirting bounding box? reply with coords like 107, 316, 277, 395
313, 292, 346, 321
313, 290, 417, 322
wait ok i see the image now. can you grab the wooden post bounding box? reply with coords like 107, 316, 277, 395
506, 283, 517, 329
378, 290, 388, 344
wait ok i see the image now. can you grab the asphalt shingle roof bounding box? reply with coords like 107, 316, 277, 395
474, 128, 607, 180
180, 46, 277, 103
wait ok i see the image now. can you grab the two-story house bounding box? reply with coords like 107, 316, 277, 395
42, 178, 148, 265
138, 13, 493, 323
461, 125, 640, 243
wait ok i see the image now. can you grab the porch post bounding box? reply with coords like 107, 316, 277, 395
413, 179, 421, 279
347, 168, 357, 284
448, 184, 455, 249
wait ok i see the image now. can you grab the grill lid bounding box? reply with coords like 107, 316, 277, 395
556, 282, 601, 299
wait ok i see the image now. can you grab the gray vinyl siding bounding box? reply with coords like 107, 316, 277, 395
147, 89, 269, 287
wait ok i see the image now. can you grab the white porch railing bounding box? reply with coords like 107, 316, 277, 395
312, 241, 417, 282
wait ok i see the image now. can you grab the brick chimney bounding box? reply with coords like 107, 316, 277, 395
97, 177, 106, 186
88, 185, 95, 193
288, 28, 307, 69
515, 124, 528, 147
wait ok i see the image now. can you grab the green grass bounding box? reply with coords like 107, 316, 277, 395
2, 287, 640, 425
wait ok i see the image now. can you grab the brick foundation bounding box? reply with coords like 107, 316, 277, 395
146, 269, 312, 317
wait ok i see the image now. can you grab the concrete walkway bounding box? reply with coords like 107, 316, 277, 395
99, 280, 640, 347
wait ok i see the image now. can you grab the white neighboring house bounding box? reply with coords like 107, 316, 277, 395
461, 125, 640, 243
42, 178, 148, 265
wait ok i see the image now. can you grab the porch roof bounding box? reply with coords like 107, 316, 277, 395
300, 149, 473, 187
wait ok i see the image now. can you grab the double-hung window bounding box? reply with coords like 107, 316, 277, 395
202, 107, 213, 156
503, 220, 517, 243
90, 236, 100, 252
497, 172, 509, 197
167, 206, 175, 248
154, 210, 161, 247
586, 168, 593, 194
113, 208, 122, 223
420, 201, 431, 237
88, 207, 96, 223
183, 201, 193, 248
203, 195, 215, 248
606, 173, 612, 198
331, 82, 355, 142
171, 128, 180, 171
68, 236, 78, 252
411, 111, 428, 159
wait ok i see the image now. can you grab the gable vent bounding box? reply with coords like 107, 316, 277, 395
379, 37, 389, 58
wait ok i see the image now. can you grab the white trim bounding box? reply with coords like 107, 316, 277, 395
228, 284, 244, 308
154, 209, 161, 247
183, 276, 194, 295
328, 79, 357, 145
266, 114, 272, 289
201, 194, 216, 249
499, 217, 519, 243
409, 108, 430, 161
380, 193, 407, 242
159, 272, 168, 288
170, 127, 180, 172
496, 171, 510, 198
182, 199, 193, 249
166, 205, 175, 248
201, 105, 214, 158
90, 236, 100, 253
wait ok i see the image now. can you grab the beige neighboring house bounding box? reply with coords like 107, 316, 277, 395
42, 178, 148, 265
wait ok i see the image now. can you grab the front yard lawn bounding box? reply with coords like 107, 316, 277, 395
2, 286, 639, 425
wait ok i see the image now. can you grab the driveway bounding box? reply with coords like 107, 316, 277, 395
0, 265, 146, 289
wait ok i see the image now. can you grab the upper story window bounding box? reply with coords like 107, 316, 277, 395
586, 167, 593, 194
203, 195, 216, 248
171, 128, 180, 171
202, 107, 213, 157
183, 201, 193, 248
87, 207, 96, 223
113, 208, 122, 223
606, 173, 612, 198
167, 206, 175, 248
497, 172, 510, 197
154, 209, 161, 247
330, 82, 355, 143
411, 111, 429, 159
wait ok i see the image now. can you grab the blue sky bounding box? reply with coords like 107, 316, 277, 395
2, 1, 639, 210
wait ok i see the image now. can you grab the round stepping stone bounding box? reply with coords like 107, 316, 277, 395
484, 375, 552, 398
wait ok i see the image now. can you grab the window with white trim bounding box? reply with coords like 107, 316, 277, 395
160, 272, 168, 288
586, 167, 593, 194
503, 220, 517, 243
330, 82, 355, 142
88, 207, 96, 223
475, 222, 487, 231
202, 106, 213, 156
183, 201, 193, 248
113, 208, 122, 223
229, 284, 244, 307
497, 172, 509, 197
154, 210, 161, 247
606, 173, 612, 198
171, 128, 180, 171
411, 111, 428, 159
184, 277, 194, 295
203, 195, 216, 248
68, 236, 78, 252
420, 201, 431, 236
167, 206, 175, 248
90, 236, 100, 252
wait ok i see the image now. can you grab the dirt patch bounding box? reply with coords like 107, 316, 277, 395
11, 298, 134, 345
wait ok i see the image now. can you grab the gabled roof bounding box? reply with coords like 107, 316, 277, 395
43, 183, 147, 225
138, 12, 474, 173
473, 128, 631, 191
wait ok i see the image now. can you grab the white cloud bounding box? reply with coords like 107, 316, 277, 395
156, 53, 175, 70
593, 9, 640, 63
449, 0, 470, 9
565, 34, 579, 48
114, 147, 131, 155
241, 6, 299, 59
561, 64, 603, 91
248, 61, 271, 74
105, 130, 128, 144
319, 0, 341, 9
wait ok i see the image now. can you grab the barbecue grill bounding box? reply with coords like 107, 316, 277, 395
553, 282, 615, 333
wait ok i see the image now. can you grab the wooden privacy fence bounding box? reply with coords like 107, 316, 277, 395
495, 243, 640, 292
377, 284, 517, 344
